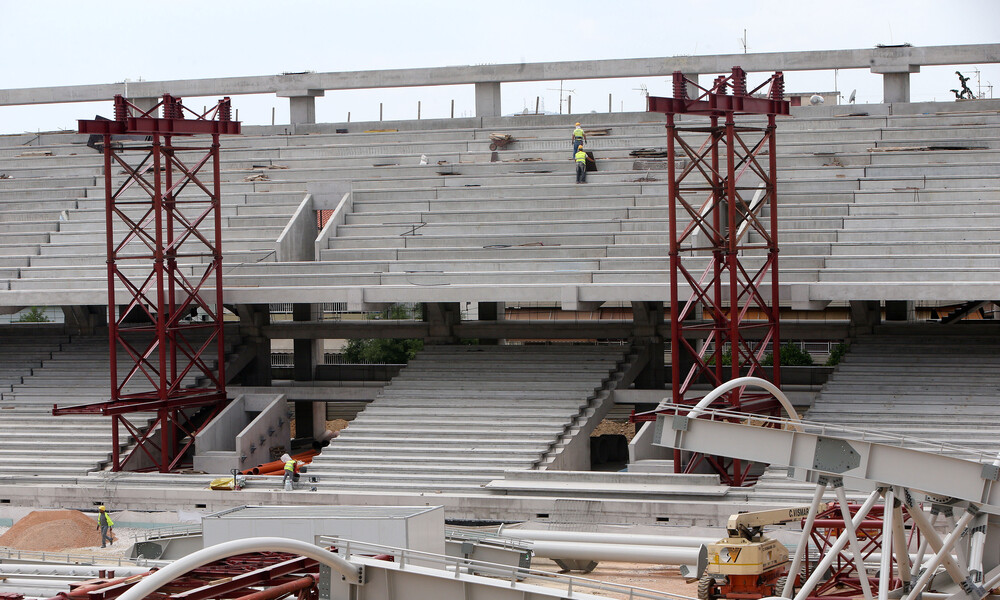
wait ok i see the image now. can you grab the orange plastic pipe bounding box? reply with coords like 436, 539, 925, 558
242, 450, 319, 475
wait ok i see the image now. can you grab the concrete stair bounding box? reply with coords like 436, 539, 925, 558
3, 105, 1000, 303
306, 344, 627, 494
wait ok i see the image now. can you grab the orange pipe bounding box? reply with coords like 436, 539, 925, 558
242, 450, 319, 475
48, 571, 151, 600
231, 574, 317, 600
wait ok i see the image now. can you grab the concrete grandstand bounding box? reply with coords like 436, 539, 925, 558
0, 43, 999, 529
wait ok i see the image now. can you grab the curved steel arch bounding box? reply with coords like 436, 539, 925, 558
117, 537, 362, 600
687, 376, 803, 430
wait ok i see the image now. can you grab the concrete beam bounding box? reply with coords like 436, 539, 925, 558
260, 319, 848, 341
2, 44, 997, 106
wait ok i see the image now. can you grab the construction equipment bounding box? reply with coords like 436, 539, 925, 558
489, 133, 515, 150
698, 506, 813, 600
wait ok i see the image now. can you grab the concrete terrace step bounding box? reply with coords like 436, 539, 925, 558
310, 343, 624, 491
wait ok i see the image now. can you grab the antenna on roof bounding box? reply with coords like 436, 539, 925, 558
849, 89, 857, 104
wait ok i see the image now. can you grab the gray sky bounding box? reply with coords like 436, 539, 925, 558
1, 0, 998, 133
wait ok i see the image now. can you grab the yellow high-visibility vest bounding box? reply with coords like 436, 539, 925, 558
284, 460, 296, 472
100, 513, 114, 527
573, 127, 584, 139
575, 150, 587, 163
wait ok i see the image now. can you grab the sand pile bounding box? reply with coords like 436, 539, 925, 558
0, 509, 111, 551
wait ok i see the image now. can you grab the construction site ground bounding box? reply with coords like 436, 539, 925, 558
0, 519, 697, 599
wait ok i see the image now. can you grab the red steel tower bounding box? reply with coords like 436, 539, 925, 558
54, 95, 240, 472
648, 68, 789, 485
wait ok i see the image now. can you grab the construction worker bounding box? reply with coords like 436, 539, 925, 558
96, 506, 114, 548
575, 146, 588, 184
282, 453, 299, 491
572, 122, 586, 153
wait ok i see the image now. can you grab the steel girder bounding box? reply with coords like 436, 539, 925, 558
647, 68, 789, 486
54, 95, 240, 472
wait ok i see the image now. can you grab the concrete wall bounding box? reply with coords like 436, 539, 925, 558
194, 394, 290, 474
275, 195, 318, 262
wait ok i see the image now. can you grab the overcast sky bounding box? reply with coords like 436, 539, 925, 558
1, 0, 998, 133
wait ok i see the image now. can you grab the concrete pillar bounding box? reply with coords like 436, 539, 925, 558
681, 73, 701, 100
475, 82, 502, 117
849, 300, 881, 336
311, 402, 328, 439
236, 304, 271, 386
881, 72, 911, 103
885, 300, 915, 322
477, 302, 503, 345
424, 302, 461, 344
129, 97, 159, 116
292, 303, 320, 381
277, 89, 325, 125
872, 65, 919, 103
632, 301, 666, 390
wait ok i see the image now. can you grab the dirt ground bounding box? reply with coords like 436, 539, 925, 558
590, 419, 637, 441
529, 558, 697, 599
289, 418, 351, 439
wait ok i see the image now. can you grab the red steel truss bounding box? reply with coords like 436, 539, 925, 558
648, 68, 789, 485
801, 502, 918, 599
53, 94, 240, 472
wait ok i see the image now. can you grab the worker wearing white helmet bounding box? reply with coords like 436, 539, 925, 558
282, 453, 302, 491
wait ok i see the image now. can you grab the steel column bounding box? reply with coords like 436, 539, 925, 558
54, 95, 240, 472
647, 68, 789, 485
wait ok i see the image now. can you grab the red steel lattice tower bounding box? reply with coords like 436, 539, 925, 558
648, 68, 789, 485
54, 94, 240, 472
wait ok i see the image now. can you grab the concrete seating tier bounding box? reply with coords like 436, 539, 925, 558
3, 103, 1000, 304
0, 325, 236, 476
306, 344, 626, 494
0, 328, 121, 475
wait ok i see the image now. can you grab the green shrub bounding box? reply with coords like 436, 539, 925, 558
764, 342, 814, 366
342, 303, 424, 364
825, 342, 849, 366
16, 307, 49, 323
705, 348, 733, 366
341, 337, 423, 364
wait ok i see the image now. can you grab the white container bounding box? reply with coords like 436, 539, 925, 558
201, 505, 445, 556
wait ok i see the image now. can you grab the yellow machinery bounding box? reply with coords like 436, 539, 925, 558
698, 506, 813, 600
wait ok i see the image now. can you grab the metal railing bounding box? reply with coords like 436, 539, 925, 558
0, 547, 142, 567
317, 535, 694, 600
129, 523, 202, 543
445, 527, 533, 552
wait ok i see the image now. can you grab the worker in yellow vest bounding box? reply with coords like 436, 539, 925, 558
282, 453, 300, 491
97, 505, 114, 548
575, 146, 588, 184
572, 122, 586, 153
